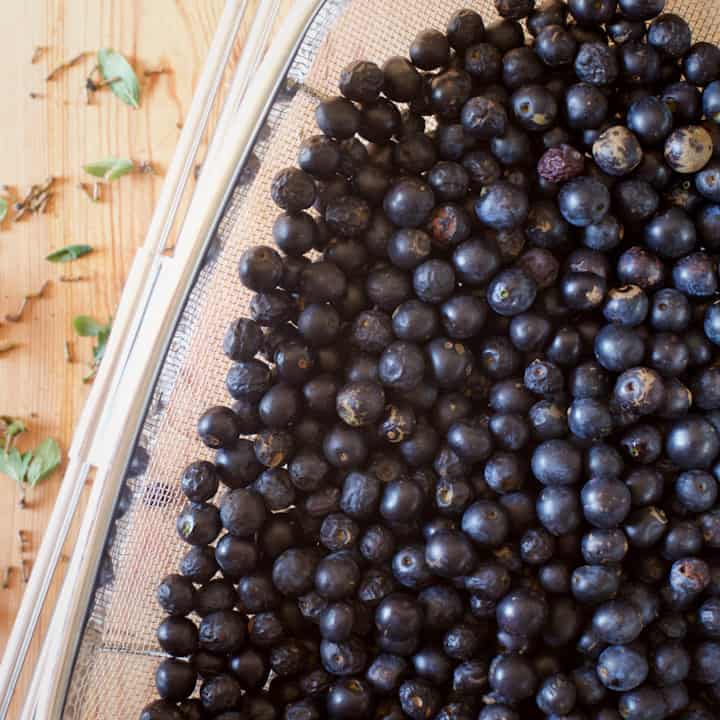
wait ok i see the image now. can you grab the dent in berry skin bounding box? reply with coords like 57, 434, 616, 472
613, 367, 665, 415
428, 203, 472, 248
461, 96, 509, 139
574, 42, 619, 87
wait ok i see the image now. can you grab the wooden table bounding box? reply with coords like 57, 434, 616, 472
0, 0, 228, 700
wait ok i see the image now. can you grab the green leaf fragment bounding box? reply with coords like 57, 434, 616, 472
20, 451, 33, 480
94, 325, 111, 362
73, 315, 108, 337
0, 197, 8, 223
27, 438, 61, 487
82, 368, 97, 383
74, 316, 111, 381
0, 428, 62, 495
46, 244, 93, 263
97, 48, 140, 108
0, 448, 28, 485
83, 157, 134, 181
2, 417, 27, 441
1, 416, 27, 452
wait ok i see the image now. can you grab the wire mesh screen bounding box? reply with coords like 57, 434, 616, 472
61, 0, 720, 717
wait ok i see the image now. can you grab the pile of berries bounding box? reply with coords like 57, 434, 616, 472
142, 0, 720, 718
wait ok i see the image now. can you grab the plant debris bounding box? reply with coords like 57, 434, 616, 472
59, 275, 88, 283
64, 340, 72, 363
46, 244, 93, 263
16, 529, 27, 553
73, 315, 112, 382
97, 49, 140, 108
31, 46, 45, 64
13, 177, 55, 221
46, 52, 85, 82
5, 281, 49, 323
144, 67, 169, 77
0, 417, 26, 452
83, 158, 134, 182
84, 65, 121, 104
77, 182, 97, 202
0, 434, 61, 507
0, 343, 18, 355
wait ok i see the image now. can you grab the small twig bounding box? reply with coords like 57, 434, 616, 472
194, 163, 202, 180
29, 188, 51, 213
59, 275, 88, 283
287, 78, 333, 103
152, 391, 166, 416
77, 182, 94, 201
46, 52, 85, 81
14, 186, 35, 214
78, 180, 100, 203
13, 177, 55, 220
37, 176, 54, 194
84, 64, 99, 104
95, 75, 120, 89
0, 342, 18, 355
7, 297, 31, 323
64, 340, 72, 363
16, 529, 27, 554
31, 46, 45, 64
87, 74, 120, 93
21, 558, 30, 583
1, 567, 10, 589
144, 67, 169, 77
5, 280, 50, 323
85, 68, 120, 104
1, 419, 10, 451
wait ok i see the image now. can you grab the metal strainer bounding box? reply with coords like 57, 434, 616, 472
3, 0, 720, 717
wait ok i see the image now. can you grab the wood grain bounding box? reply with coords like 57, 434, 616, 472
0, 0, 225, 702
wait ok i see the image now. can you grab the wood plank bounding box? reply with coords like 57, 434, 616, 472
0, 0, 225, 699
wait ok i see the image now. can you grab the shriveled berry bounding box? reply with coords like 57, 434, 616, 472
537, 144, 584, 183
